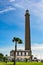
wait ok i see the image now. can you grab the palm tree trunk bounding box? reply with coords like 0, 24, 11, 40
14, 42, 17, 65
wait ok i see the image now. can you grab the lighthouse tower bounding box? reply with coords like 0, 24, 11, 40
25, 10, 31, 51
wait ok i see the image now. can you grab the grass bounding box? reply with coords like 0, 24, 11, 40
16, 62, 43, 65
0, 62, 13, 65
0, 62, 43, 65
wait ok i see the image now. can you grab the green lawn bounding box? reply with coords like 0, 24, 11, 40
0, 62, 43, 65
16, 62, 43, 65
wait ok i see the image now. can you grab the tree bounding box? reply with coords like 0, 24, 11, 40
3, 54, 8, 63
0, 53, 4, 58
31, 55, 33, 60
5, 54, 8, 63
0, 53, 4, 61
34, 57, 37, 59
25, 58, 28, 62
12, 37, 22, 65
3, 57, 6, 62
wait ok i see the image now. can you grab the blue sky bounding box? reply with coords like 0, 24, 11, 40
0, 0, 43, 59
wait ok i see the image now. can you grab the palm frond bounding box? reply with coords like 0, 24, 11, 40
18, 39, 22, 44
12, 37, 22, 44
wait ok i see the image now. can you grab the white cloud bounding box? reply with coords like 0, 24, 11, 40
31, 43, 43, 59
0, 48, 4, 51
0, 6, 15, 14
14, 3, 24, 9
11, 0, 43, 30
0, 0, 43, 30
32, 43, 43, 50
1, 0, 43, 30
0, 45, 14, 56
13, 0, 43, 18
9, 0, 15, 2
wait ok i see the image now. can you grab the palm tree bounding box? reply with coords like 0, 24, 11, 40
12, 37, 22, 65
